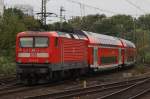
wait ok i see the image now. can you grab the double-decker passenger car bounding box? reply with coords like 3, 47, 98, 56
83, 31, 123, 71
120, 39, 136, 66
16, 30, 136, 84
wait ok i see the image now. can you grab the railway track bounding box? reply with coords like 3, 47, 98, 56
99, 78, 150, 99
0, 79, 82, 98
0, 75, 16, 85
24, 76, 150, 99
0, 66, 150, 99
0, 83, 59, 97
0, 67, 135, 98
0, 75, 18, 94
128, 88, 150, 99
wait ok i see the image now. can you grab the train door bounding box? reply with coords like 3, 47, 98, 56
122, 49, 125, 65
93, 47, 98, 67
61, 38, 64, 64
124, 49, 127, 64
118, 48, 122, 65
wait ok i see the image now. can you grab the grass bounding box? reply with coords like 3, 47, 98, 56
132, 64, 147, 75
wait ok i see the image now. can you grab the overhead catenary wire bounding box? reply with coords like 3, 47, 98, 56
66, 0, 147, 18
66, 0, 117, 14
125, 0, 146, 14
66, 0, 84, 18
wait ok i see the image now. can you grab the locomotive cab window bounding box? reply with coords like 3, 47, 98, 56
20, 37, 49, 48
20, 37, 33, 47
35, 37, 49, 47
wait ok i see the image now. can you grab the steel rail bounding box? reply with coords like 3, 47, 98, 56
24, 76, 150, 99
128, 87, 150, 99
0, 79, 77, 97
99, 78, 150, 99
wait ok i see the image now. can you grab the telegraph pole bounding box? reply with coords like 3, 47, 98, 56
41, 0, 47, 26
60, 6, 65, 29
37, 0, 57, 29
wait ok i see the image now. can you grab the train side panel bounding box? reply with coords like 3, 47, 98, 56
89, 45, 120, 70
51, 37, 88, 71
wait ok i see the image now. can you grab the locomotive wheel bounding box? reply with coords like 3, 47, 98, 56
26, 74, 38, 85
80, 68, 89, 76
52, 71, 62, 81
60, 70, 71, 80
71, 69, 80, 78
65, 70, 71, 78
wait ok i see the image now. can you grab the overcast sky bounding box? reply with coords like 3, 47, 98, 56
4, 0, 150, 22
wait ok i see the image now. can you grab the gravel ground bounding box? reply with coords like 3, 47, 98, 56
137, 91, 150, 99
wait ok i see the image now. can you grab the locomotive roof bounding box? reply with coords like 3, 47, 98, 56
120, 39, 136, 48
17, 31, 88, 40
17, 31, 135, 48
82, 31, 122, 46
17, 31, 58, 37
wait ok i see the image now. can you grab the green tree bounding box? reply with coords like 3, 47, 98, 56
91, 15, 134, 37
0, 9, 26, 53
138, 14, 150, 30
68, 14, 106, 31
0, 8, 41, 56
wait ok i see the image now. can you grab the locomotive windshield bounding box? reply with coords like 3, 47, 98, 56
20, 37, 33, 47
20, 37, 49, 48
35, 37, 48, 47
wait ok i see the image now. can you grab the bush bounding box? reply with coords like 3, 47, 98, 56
0, 56, 15, 76
145, 53, 150, 63
134, 64, 146, 74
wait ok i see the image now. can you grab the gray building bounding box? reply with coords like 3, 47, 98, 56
0, 0, 4, 16
14, 4, 34, 16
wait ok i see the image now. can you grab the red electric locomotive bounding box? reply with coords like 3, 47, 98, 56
16, 31, 89, 84
16, 30, 136, 84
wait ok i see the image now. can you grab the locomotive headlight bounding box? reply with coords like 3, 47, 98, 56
18, 59, 22, 63
45, 60, 49, 63
18, 53, 30, 58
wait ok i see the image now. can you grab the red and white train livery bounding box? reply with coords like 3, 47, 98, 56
16, 30, 136, 84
